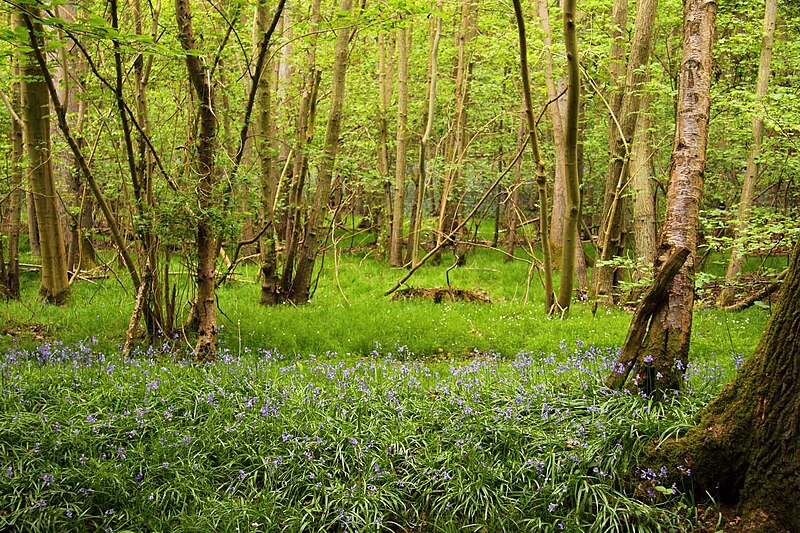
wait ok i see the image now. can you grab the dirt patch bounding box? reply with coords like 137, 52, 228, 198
391, 286, 492, 304
0, 319, 52, 342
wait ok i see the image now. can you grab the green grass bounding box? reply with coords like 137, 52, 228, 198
0, 246, 769, 361
0, 339, 733, 532
0, 241, 775, 531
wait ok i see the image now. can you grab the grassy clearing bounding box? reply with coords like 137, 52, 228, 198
0, 247, 769, 361
0, 242, 775, 530
0, 339, 738, 532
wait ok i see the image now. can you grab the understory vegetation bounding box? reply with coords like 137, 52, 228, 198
1, 338, 743, 532
1, 247, 773, 532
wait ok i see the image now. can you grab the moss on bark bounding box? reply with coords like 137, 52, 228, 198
647, 241, 800, 531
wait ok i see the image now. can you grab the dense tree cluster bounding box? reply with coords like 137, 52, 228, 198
0, 0, 798, 358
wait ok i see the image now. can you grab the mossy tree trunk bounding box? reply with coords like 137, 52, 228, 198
652, 240, 800, 532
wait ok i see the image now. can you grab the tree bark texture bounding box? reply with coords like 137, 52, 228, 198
717, 0, 777, 307
390, 24, 410, 267
176, 0, 219, 360
556, 0, 581, 313
289, 0, 354, 303
624, 0, 715, 394
652, 240, 800, 532
19, 9, 70, 304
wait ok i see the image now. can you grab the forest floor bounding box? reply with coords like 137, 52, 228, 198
0, 245, 782, 531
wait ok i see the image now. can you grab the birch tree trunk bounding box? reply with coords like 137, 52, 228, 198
717, 0, 778, 307
654, 238, 800, 531
611, 0, 716, 394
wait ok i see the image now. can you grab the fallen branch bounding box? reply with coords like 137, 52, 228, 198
722, 268, 787, 312
385, 138, 527, 296
606, 247, 690, 390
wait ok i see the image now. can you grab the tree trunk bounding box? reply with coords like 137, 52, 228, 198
594, 0, 659, 305
55, 5, 97, 275
131, 0, 166, 341
408, 7, 442, 268
375, 31, 395, 259
176, 0, 219, 360
631, 90, 657, 268
611, 0, 715, 394
288, 0, 354, 303
512, 0, 555, 313
280, 0, 321, 295
594, 0, 628, 295
256, 2, 281, 306
717, 0, 777, 307
1, 59, 23, 299
536, 0, 568, 264
435, 0, 475, 267
556, 0, 581, 314
19, 9, 70, 304
653, 240, 800, 532
390, 24, 410, 267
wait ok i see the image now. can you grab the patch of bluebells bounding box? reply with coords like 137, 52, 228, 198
0, 339, 737, 531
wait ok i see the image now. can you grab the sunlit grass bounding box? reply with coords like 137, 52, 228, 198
1, 246, 769, 361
